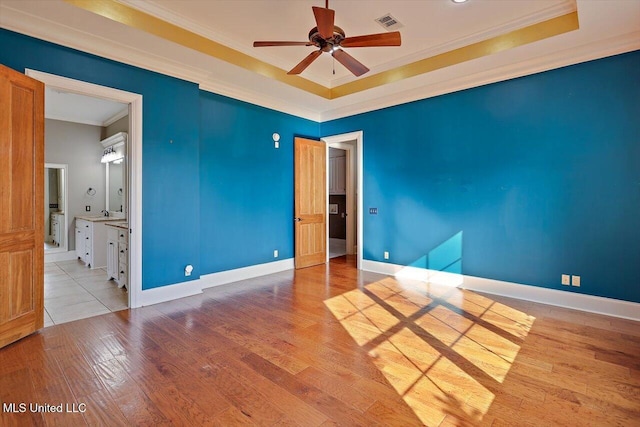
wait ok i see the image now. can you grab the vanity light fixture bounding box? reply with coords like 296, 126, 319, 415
101, 146, 121, 163
273, 132, 281, 149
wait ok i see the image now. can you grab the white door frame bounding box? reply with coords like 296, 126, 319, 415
44, 162, 68, 255
26, 69, 143, 309
322, 131, 363, 270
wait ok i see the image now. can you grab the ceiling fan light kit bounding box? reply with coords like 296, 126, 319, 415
253, 0, 401, 77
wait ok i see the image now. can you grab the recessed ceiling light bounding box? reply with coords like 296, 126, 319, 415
452, 0, 469, 3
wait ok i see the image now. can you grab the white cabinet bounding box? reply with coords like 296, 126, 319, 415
106, 224, 128, 289
75, 218, 112, 269
329, 155, 346, 195
106, 228, 118, 281
75, 225, 88, 264
51, 212, 64, 247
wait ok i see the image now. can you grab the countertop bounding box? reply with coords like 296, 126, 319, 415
105, 221, 129, 230
75, 215, 124, 223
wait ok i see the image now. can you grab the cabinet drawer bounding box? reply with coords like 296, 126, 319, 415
118, 270, 127, 287
118, 244, 128, 265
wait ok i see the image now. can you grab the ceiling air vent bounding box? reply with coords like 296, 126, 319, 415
375, 13, 403, 31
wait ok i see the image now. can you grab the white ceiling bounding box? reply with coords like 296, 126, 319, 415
45, 87, 128, 126
129, 0, 577, 85
1, 0, 639, 121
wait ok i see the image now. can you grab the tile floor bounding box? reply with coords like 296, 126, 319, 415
44, 260, 128, 327
329, 238, 347, 258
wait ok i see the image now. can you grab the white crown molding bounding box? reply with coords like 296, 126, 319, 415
0, 4, 321, 121
103, 108, 129, 127
44, 113, 105, 127
119, 0, 334, 87
329, 0, 578, 87
321, 31, 640, 122
362, 260, 640, 321
121, 0, 576, 89
198, 80, 321, 122
2, 3, 638, 124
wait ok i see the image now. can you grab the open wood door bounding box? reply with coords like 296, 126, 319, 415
0, 64, 44, 349
294, 137, 326, 269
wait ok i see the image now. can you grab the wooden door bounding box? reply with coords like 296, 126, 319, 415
0, 64, 44, 349
294, 137, 326, 269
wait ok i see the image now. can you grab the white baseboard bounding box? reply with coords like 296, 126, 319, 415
138, 258, 295, 307
200, 258, 295, 289
139, 279, 203, 307
361, 260, 640, 321
45, 250, 77, 263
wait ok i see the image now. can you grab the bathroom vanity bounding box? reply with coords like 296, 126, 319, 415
106, 222, 129, 289
75, 216, 121, 269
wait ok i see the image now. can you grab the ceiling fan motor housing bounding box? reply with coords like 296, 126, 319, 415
309, 25, 345, 52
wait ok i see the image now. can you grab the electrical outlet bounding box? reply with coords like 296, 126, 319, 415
85, 205, 91, 212
561, 274, 570, 286
572, 275, 580, 287
273, 249, 278, 258
384, 251, 389, 260
369, 208, 378, 215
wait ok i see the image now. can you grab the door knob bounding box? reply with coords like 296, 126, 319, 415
294, 217, 302, 222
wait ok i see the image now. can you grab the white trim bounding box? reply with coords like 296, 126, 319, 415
26, 69, 144, 309
44, 113, 106, 127
139, 280, 203, 307
200, 258, 295, 289
325, 141, 356, 258
44, 250, 77, 264
322, 131, 363, 270
4, 1, 637, 123
361, 260, 640, 321
44, 162, 68, 254
103, 108, 129, 127
138, 258, 295, 306
320, 32, 640, 122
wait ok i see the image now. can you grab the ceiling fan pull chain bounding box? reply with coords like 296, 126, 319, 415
333, 54, 336, 75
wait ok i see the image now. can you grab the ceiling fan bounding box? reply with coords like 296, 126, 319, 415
253, 0, 401, 77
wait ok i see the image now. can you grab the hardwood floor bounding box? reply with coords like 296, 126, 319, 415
1, 256, 638, 426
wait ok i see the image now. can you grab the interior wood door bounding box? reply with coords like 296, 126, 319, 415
0, 64, 45, 349
294, 137, 326, 269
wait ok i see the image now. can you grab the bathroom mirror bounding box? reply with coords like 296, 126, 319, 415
44, 163, 68, 253
103, 132, 127, 219
107, 160, 124, 214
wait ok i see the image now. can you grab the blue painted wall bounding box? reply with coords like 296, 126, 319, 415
0, 29, 319, 288
0, 29, 201, 290
199, 91, 318, 273
322, 51, 640, 303
3, 29, 638, 303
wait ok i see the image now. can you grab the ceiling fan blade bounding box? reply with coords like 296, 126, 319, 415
287, 50, 323, 75
312, 6, 335, 39
253, 41, 313, 47
340, 31, 401, 48
332, 49, 369, 77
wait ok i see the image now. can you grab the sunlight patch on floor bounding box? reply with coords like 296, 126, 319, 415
324, 277, 536, 425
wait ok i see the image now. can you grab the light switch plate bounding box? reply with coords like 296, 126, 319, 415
561, 274, 570, 285
572, 275, 580, 287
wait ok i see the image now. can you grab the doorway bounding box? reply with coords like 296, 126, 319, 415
26, 69, 143, 322
323, 131, 363, 270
